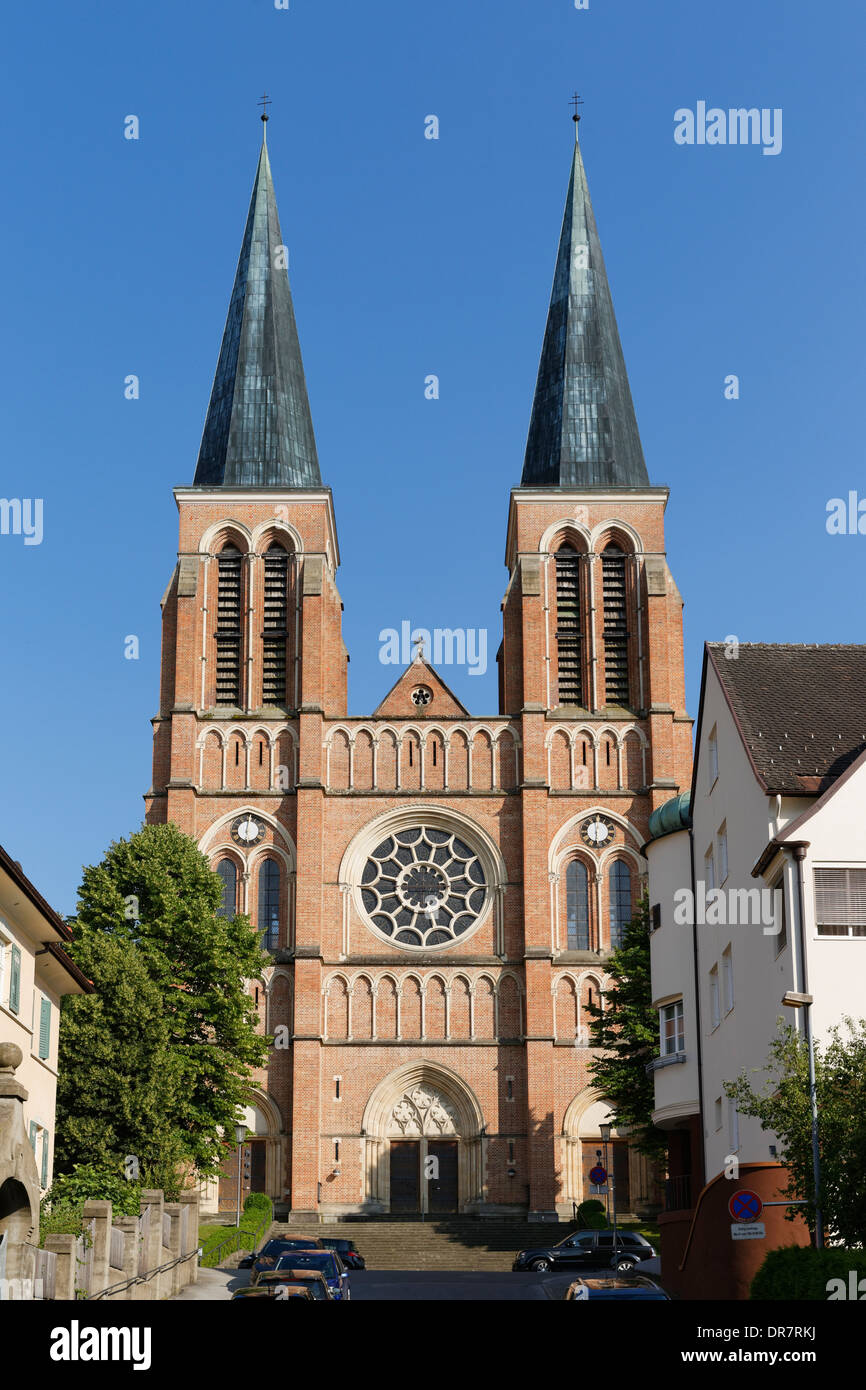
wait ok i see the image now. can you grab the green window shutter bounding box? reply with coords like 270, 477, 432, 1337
38, 997, 51, 1059
41, 1130, 50, 1188
9, 945, 21, 1014
29, 1119, 37, 1152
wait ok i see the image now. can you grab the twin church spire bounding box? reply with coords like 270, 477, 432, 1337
193, 115, 647, 491
193, 119, 321, 489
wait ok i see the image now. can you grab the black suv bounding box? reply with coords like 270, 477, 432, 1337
512, 1229, 656, 1273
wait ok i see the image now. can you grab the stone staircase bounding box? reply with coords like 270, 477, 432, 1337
270, 1217, 585, 1271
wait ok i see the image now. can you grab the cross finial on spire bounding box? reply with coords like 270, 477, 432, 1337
413, 633, 426, 662
259, 92, 272, 123
570, 91, 584, 124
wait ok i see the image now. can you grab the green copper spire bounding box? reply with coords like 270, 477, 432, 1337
194, 118, 321, 488
521, 121, 649, 489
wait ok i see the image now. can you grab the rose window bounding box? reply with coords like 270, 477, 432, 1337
360, 826, 487, 948
411, 687, 433, 707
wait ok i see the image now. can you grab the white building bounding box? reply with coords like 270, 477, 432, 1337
645, 643, 866, 1298
0, 844, 92, 1192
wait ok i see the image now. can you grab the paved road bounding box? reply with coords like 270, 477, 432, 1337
349, 1270, 579, 1301
174, 1264, 614, 1301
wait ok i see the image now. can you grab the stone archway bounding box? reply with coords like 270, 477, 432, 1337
560, 1089, 658, 1219
361, 1062, 485, 1215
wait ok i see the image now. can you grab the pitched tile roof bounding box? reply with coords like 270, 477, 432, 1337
708, 643, 866, 795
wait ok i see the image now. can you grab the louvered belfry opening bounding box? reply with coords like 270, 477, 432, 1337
216, 545, 243, 706
555, 544, 583, 707
602, 543, 630, 706
262, 544, 289, 706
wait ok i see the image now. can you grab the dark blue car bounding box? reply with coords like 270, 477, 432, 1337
270, 1251, 351, 1301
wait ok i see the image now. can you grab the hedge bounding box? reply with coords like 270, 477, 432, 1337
751, 1245, 866, 1300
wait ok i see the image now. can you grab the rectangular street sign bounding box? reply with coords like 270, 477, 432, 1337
731, 1222, 766, 1240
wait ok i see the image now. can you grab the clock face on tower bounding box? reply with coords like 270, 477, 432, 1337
580, 815, 617, 848
231, 814, 265, 847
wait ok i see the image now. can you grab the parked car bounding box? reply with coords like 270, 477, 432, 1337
319, 1237, 366, 1271
266, 1250, 351, 1301
239, 1236, 324, 1274
611, 1252, 662, 1277
231, 1284, 315, 1301
255, 1269, 333, 1300
564, 1276, 669, 1301
512, 1229, 656, 1273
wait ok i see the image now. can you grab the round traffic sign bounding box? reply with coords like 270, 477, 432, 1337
589, 1164, 607, 1185
729, 1189, 763, 1223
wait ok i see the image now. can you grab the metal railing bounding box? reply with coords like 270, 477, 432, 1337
199, 1212, 271, 1270
664, 1174, 692, 1211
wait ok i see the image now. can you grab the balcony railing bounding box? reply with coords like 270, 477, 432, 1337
664, 1174, 692, 1212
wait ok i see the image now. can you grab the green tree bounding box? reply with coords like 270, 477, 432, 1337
724, 1017, 866, 1246
59, 822, 269, 1178
55, 934, 185, 1177
584, 897, 667, 1159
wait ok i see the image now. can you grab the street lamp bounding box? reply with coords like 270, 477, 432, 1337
234, 1122, 248, 1228
599, 1116, 619, 1254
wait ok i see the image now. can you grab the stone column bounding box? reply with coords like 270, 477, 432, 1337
113, 1216, 140, 1301
82, 1200, 112, 1298
178, 1190, 200, 1286
43, 1234, 75, 1301
163, 1203, 182, 1296
138, 1190, 163, 1301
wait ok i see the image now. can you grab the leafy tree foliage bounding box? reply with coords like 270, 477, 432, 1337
58, 823, 269, 1178
725, 1017, 866, 1246
584, 897, 667, 1160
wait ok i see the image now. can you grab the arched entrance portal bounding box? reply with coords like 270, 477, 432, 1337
560, 1089, 659, 1219
362, 1062, 485, 1215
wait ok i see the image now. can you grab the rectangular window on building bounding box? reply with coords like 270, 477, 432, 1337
704, 849, 715, 893
728, 1098, 740, 1152
718, 824, 728, 884
708, 725, 719, 787
814, 868, 866, 937
334, 1076, 341, 1101
714, 1097, 723, 1131
9, 944, 21, 1015
709, 965, 720, 1029
41, 1129, 50, 1189
650, 903, 662, 932
0, 936, 6, 1008
29, 1119, 37, 1152
38, 996, 51, 1060
722, 946, 734, 1013
506, 1076, 514, 1101
772, 873, 788, 955
660, 1000, 684, 1056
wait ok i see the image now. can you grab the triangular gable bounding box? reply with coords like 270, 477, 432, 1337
373, 659, 470, 719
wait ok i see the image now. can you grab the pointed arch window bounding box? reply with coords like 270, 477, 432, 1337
555, 544, 583, 707
258, 858, 281, 953
262, 544, 289, 707
602, 544, 630, 706
216, 859, 237, 918
609, 860, 632, 950
216, 544, 243, 706
566, 860, 590, 951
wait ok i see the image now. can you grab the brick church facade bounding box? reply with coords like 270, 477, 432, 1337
145, 114, 692, 1219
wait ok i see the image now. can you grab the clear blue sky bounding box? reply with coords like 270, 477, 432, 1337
2, 0, 864, 915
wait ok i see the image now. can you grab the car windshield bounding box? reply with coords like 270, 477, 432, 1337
260, 1239, 320, 1256
274, 1253, 338, 1277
